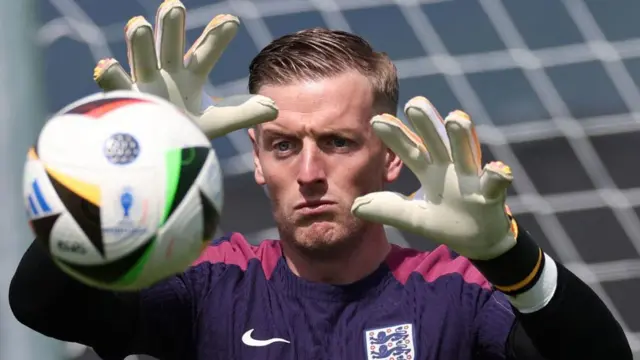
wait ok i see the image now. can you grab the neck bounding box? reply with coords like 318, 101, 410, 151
281, 224, 391, 285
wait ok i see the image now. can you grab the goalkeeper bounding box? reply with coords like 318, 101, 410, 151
9, 2, 632, 359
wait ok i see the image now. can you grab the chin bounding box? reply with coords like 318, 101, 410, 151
286, 217, 367, 260
297, 221, 343, 245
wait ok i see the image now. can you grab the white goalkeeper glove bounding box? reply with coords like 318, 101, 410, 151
352, 97, 517, 261
92, 1, 278, 139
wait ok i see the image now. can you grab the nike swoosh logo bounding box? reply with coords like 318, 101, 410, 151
242, 329, 290, 347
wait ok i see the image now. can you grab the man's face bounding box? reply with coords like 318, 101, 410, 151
249, 71, 402, 258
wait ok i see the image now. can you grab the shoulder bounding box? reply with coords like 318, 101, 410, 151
386, 244, 491, 290
386, 244, 515, 333
190, 232, 282, 275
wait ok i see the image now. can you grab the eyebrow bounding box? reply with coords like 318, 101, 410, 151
260, 128, 295, 139
315, 129, 363, 139
264, 129, 365, 144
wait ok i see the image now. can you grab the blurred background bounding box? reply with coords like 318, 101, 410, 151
1, 0, 640, 359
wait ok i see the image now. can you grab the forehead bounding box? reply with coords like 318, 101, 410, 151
257, 71, 374, 133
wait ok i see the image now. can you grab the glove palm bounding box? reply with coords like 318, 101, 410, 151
352, 97, 516, 260
93, 1, 277, 139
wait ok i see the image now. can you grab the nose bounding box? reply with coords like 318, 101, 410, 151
297, 143, 327, 188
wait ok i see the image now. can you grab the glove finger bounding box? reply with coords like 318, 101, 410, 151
352, 191, 429, 233
370, 114, 430, 178
185, 14, 240, 77
155, 0, 186, 72
404, 96, 452, 165
480, 161, 513, 200
197, 94, 278, 139
125, 16, 159, 83
444, 110, 482, 177
94, 58, 134, 91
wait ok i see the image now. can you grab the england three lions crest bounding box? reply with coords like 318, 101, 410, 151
364, 323, 415, 360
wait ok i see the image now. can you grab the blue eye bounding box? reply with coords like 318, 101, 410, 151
332, 138, 348, 147
275, 141, 291, 152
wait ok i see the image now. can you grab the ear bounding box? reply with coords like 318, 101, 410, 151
247, 127, 266, 186
383, 147, 403, 183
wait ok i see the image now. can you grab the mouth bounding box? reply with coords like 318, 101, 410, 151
295, 200, 336, 209
294, 200, 337, 215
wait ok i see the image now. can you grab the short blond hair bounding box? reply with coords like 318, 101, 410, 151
248, 28, 399, 115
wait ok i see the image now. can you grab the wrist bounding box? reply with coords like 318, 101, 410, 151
470, 221, 544, 296
469, 220, 559, 312
506, 253, 558, 313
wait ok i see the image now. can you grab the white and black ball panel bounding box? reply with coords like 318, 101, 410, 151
141, 183, 207, 283
49, 213, 105, 265
198, 146, 224, 216
23, 149, 88, 262
155, 146, 221, 247
23, 151, 65, 221
56, 236, 156, 288
97, 171, 163, 257
135, 148, 223, 285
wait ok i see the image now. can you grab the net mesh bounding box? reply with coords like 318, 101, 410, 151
38, 0, 640, 357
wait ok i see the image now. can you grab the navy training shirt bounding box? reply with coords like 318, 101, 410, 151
117, 232, 516, 360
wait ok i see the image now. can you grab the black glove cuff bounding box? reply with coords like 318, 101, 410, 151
470, 222, 544, 296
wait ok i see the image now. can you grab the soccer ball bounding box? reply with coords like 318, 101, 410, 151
23, 91, 223, 291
